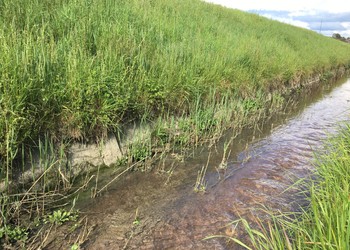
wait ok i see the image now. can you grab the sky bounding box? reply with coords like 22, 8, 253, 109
204, 0, 350, 37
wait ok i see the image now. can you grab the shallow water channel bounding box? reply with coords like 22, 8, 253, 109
49, 77, 350, 249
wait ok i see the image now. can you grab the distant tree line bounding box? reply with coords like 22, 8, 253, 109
332, 33, 350, 43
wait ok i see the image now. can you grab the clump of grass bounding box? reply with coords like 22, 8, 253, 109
194, 153, 211, 193
0, 225, 28, 245
194, 164, 208, 193
217, 137, 234, 171
44, 209, 79, 226
213, 124, 350, 249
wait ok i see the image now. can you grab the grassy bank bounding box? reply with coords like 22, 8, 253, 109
1, 0, 350, 172
1, 0, 350, 247
225, 124, 350, 249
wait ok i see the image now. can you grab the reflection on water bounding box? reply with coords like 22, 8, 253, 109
49, 78, 350, 249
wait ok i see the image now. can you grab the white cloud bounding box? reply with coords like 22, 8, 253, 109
204, 0, 350, 37
261, 14, 310, 29
204, 0, 349, 13
340, 22, 350, 37
288, 10, 318, 17
342, 22, 350, 29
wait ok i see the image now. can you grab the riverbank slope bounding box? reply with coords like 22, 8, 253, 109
1, 0, 350, 171
1, 1, 350, 247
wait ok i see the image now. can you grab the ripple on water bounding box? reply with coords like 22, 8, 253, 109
47, 78, 350, 249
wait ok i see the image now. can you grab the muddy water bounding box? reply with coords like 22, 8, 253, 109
49, 78, 350, 249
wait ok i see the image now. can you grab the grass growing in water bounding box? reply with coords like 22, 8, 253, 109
0, 0, 350, 247
215, 124, 350, 249
194, 153, 211, 193
1, 0, 350, 175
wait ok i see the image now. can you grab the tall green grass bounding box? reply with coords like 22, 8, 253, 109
1, 0, 350, 174
223, 124, 350, 249
1, 1, 350, 247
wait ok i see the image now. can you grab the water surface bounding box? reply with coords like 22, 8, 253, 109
46, 77, 350, 249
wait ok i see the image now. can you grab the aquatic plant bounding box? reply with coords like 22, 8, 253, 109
194, 153, 211, 193
213, 124, 350, 249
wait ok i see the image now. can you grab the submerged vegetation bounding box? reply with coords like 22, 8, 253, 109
220, 124, 350, 249
0, 0, 350, 247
